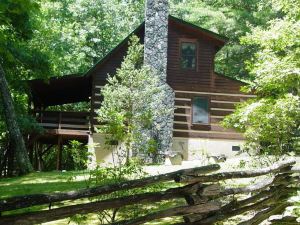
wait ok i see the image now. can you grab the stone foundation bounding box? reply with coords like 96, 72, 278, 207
172, 137, 245, 161
89, 134, 245, 166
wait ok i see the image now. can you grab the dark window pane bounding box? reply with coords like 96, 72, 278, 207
192, 97, 209, 123
181, 42, 196, 69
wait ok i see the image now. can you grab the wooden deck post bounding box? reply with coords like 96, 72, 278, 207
58, 112, 62, 130
34, 143, 39, 170
56, 137, 63, 171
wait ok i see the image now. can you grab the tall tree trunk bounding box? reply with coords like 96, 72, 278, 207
0, 63, 33, 175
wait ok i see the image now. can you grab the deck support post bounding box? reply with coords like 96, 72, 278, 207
37, 144, 43, 171
27, 135, 35, 164
34, 143, 39, 170
56, 137, 63, 171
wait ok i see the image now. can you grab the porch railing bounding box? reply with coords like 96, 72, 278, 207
34, 111, 90, 131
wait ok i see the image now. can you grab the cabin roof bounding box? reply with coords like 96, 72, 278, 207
169, 16, 228, 44
28, 74, 91, 107
84, 15, 228, 78
27, 16, 230, 107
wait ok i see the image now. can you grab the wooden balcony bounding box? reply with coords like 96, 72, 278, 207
34, 111, 90, 137
31, 111, 90, 170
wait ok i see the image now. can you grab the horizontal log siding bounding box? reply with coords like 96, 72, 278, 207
166, 20, 249, 139
90, 20, 252, 139
167, 20, 213, 91
173, 90, 249, 139
166, 20, 245, 94
173, 131, 244, 140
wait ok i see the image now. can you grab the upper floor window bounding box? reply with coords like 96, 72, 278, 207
180, 42, 197, 70
192, 97, 209, 124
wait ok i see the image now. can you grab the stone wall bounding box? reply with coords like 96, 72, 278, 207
144, 0, 168, 82
172, 138, 245, 161
144, 0, 174, 155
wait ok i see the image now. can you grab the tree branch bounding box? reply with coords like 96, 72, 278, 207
0, 182, 211, 224
176, 159, 296, 183
112, 202, 221, 225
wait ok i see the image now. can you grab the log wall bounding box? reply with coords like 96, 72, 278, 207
90, 18, 254, 139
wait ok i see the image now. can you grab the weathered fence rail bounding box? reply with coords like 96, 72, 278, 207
0, 159, 299, 225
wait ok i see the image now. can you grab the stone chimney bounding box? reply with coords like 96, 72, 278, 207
144, 0, 174, 156
144, 0, 168, 81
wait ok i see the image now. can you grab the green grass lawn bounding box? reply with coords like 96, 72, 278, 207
0, 171, 183, 225
0, 171, 90, 199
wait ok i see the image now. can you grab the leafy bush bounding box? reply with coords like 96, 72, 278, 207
69, 158, 179, 224
69, 158, 146, 224
223, 0, 300, 156
43, 140, 89, 171
97, 35, 162, 161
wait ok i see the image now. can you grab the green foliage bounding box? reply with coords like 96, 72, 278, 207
71, 159, 180, 224
43, 140, 89, 171
0, 0, 49, 138
89, 158, 145, 186
0, 0, 50, 83
223, 0, 300, 155
0, 0, 298, 172
33, 0, 144, 76
0, 0, 51, 175
97, 36, 161, 158
63, 140, 90, 170
47, 102, 90, 112
225, 96, 299, 155
1, 1, 144, 149
69, 158, 146, 224
0, 0, 146, 176
0, 0, 39, 40
170, 0, 281, 79
17, 114, 44, 134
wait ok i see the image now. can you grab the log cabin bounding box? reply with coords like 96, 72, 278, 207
27, 12, 254, 169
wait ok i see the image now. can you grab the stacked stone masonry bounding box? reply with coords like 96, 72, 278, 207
144, 0, 175, 154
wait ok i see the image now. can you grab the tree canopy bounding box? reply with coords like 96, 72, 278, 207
0, 0, 46, 174
223, 0, 300, 155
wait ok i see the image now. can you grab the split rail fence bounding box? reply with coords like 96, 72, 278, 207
0, 159, 299, 225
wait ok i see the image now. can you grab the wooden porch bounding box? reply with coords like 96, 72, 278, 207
35, 110, 90, 132
28, 111, 91, 170
26, 74, 94, 170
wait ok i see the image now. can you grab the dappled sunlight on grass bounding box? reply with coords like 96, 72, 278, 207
0, 170, 185, 224
0, 171, 90, 198
145, 216, 183, 225
0, 180, 88, 198
43, 213, 100, 225
0, 171, 91, 217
